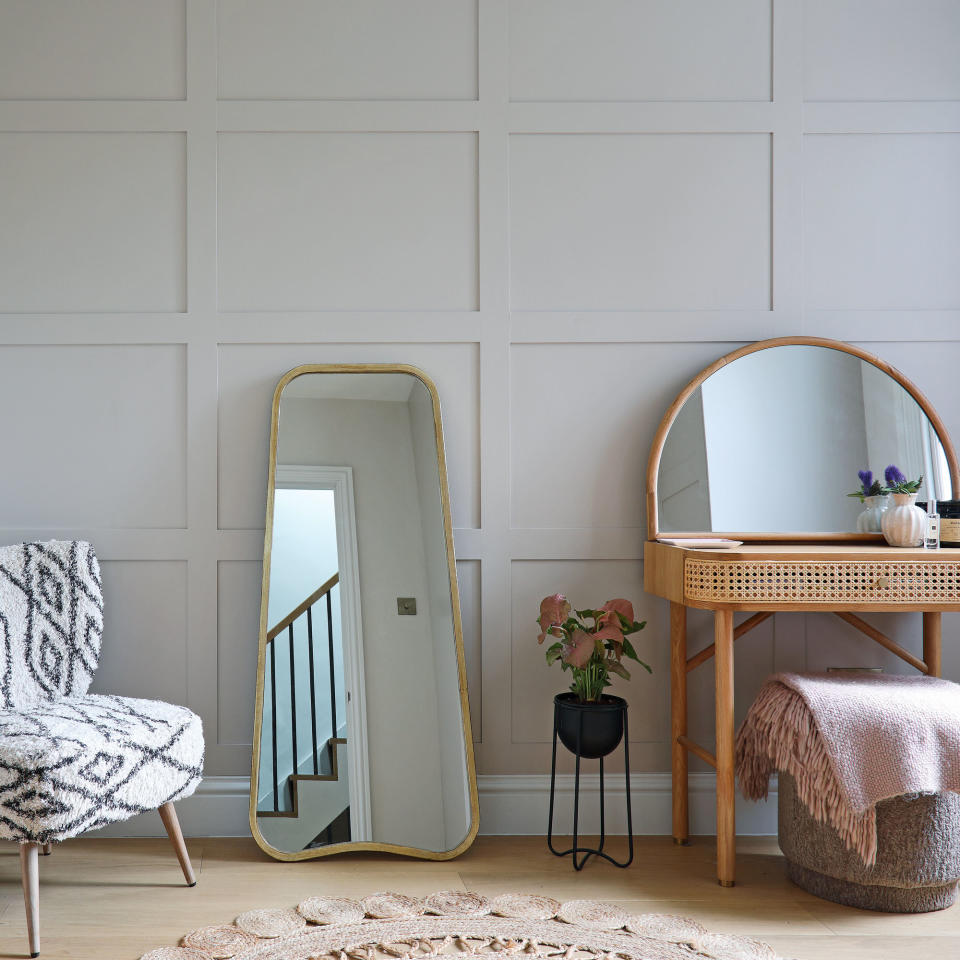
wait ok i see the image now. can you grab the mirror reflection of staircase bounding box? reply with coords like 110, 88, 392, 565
257, 574, 351, 849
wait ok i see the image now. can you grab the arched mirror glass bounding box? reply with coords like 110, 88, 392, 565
653, 341, 956, 538
250, 365, 478, 860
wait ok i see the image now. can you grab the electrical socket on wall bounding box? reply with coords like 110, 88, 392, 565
397, 597, 417, 616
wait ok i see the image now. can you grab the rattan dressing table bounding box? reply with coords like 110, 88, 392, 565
644, 337, 960, 887
644, 539, 960, 886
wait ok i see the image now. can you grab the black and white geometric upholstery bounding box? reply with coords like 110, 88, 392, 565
0, 540, 103, 708
0, 541, 204, 843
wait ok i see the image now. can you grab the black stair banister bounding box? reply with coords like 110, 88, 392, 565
269, 640, 278, 812
306, 606, 319, 776
261, 572, 340, 816
326, 590, 336, 754
288, 622, 297, 790
268, 572, 339, 639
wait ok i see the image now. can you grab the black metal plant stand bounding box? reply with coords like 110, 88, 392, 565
547, 695, 633, 870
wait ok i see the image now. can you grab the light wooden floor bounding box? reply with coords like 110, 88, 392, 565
0, 836, 957, 959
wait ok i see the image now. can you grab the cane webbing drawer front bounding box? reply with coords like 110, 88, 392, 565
684, 556, 960, 604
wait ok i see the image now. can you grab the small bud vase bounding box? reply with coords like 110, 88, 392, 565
881, 493, 926, 547
856, 494, 889, 534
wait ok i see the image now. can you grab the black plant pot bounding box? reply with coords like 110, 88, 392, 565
554, 692, 626, 759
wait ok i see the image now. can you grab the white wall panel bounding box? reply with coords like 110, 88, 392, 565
804, 612, 921, 676
510, 343, 731, 530
510, 134, 771, 310
805, 135, 960, 310
217, 560, 262, 748
0, 0, 185, 100
217, 344, 479, 531
804, 0, 960, 102
0, 133, 186, 313
509, 0, 771, 102
457, 559, 482, 742
0, 345, 186, 529
217, 0, 477, 101
852, 341, 960, 457
217, 133, 478, 312
0, 0, 958, 827
91, 561, 188, 703
941, 614, 960, 682
684, 607, 775, 771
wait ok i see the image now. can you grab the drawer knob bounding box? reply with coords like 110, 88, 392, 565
873, 577, 889, 590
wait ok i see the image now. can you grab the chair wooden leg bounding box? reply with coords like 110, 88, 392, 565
20, 842, 40, 958
158, 802, 196, 886
41, 843, 52, 856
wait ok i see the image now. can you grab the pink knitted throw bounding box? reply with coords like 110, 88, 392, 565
736, 672, 960, 865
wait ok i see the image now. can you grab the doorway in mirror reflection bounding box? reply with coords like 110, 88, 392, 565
257, 488, 350, 846
257, 466, 369, 852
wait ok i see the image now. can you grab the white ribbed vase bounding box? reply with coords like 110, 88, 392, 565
881, 493, 926, 547
856, 494, 889, 534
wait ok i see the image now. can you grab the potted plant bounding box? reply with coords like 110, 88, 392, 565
538, 595, 649, 758
880, 465, 926, 547
847, 469, 888, 533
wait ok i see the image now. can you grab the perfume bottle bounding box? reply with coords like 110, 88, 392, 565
925, 498, 940, 550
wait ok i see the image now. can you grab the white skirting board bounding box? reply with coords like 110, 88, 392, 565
479, 773, 778, 837
91, 777, 253, 838
90, 773, 778, 838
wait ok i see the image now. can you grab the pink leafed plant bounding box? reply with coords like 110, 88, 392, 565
537, 594, 650, 702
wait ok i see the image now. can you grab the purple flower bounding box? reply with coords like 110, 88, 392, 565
885, 464, 907, 487
858, 469, 873, 496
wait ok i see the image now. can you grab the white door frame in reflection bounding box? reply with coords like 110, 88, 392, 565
274, 464, 371, 842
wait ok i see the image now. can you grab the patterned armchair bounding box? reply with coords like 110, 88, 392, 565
0, 540, 204, 957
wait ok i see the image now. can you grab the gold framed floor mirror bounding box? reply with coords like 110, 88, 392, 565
249, 364, 479, 861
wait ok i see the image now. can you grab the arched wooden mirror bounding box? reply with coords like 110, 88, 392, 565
250, 364, 478, 861
646, 337, 959, 542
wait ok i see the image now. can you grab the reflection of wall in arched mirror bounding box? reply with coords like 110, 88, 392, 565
657, 389, 711, 532
656, 345, 954, 535
862, 363, 950, 502
700, 347, 867, 532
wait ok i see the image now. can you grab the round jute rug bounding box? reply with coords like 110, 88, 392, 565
139, 891, 780, 960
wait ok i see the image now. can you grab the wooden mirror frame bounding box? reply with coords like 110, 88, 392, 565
249, 363, 480, 861
645, 336, 960, 543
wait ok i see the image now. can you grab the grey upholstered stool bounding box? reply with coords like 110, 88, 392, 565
778, 772, 960, 912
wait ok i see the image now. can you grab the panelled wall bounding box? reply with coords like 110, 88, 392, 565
1, 0, 959, 835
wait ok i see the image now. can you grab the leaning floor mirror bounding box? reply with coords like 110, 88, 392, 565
250, 364, 479, 860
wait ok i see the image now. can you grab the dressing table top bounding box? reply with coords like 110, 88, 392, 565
645, 539, 960, 611
652, 541, 960, 559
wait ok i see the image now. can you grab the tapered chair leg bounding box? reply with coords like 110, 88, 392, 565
20, 842, 40, 958
158, 802, 196, 886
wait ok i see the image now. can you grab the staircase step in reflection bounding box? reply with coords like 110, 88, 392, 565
257, 739, 351, 852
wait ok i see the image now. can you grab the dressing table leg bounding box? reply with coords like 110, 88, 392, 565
670, 602, 689, 845
923, 612, 942, 677
714, 609, 736, 887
